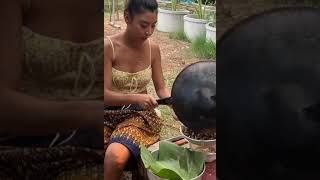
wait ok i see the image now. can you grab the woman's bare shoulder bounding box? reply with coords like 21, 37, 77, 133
149, 39, 160, 50
149, 39, 161, 61
105, 33, 123, 62
105, 33, 123, 48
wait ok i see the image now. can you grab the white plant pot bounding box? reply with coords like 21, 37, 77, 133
184, 14, 209, 41
206, 22, 216, 43
157, 8, 190, 33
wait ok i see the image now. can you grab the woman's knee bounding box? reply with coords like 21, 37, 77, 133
105, 143, 131, 170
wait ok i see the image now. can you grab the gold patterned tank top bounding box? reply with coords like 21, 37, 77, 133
106, 36, 152, 94
20, 0, 104, 100
21, 26, 104, 100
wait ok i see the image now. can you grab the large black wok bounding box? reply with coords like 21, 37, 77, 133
217, 7, 320, 180
156, 61, 216, 131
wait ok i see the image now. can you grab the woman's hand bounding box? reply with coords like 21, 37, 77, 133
134, 94, 158, 110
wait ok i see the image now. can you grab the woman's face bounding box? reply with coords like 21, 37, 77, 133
125, 10, 158, 41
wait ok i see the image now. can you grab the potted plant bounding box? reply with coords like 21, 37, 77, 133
157, 0, 190, 33
184, 0, 211, 41
205, 22, 216, 43
206, 10, 216, 42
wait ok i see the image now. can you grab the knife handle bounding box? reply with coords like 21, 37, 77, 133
156, 97, 173, 105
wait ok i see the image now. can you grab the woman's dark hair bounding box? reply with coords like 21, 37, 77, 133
125, 0, 158, 18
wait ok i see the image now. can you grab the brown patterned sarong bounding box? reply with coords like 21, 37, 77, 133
104, 108, 162, 170
0, 130, 104, 179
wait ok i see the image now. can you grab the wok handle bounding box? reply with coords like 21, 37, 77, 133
156, 97, 173, 105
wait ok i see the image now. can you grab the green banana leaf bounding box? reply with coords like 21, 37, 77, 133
141, 141, 206, 180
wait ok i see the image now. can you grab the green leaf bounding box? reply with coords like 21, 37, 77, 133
171, 0, 178, 11
141, 141, 206, 180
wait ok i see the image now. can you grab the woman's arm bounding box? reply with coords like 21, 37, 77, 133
0, 0, 103, 136
151, 43, 171, 99
151, 43, 178, 119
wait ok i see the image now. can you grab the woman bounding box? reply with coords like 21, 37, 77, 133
0, 0, 104, 179
104, 0, 171, 179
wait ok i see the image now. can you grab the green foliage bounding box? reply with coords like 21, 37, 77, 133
169, 31, 191, 42
191, 35, 216, 59
168, 32, 216, 60
171, 0, 179, 11
195, 0, 211, 19
194, 0, 215, 6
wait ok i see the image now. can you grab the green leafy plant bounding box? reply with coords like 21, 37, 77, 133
141, 141, 206, 180
191, 34, 216, 59
195, 0, 210, 19
169, 31, 190, 42
171, 0, 180, 11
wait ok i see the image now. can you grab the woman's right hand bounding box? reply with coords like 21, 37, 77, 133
134, 94, 158, 110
